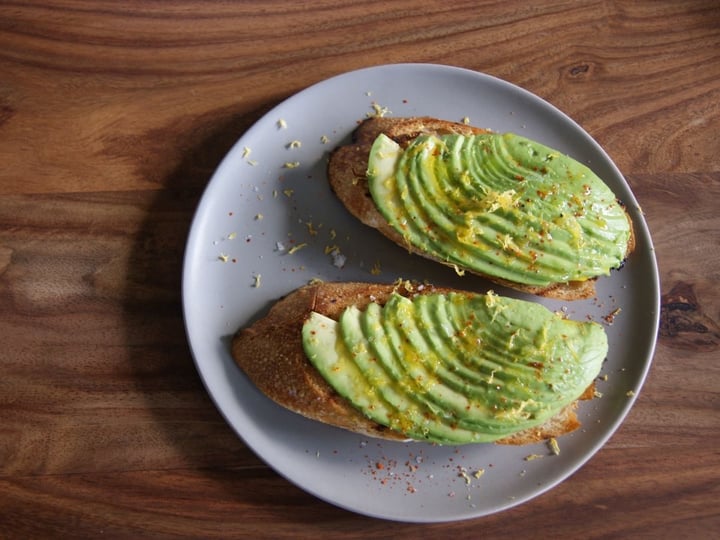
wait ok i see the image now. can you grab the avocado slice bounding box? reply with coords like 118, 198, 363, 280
302, 291, 607, 444
367, 133, 632, 286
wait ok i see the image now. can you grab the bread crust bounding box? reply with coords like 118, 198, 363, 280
327, 117, 635, 300
232, 281, 591, 445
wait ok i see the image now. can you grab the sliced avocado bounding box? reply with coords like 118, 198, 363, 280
302, 311, 396, 428
302, 291, 607, 444
380, 294, 535, 436
339, 304, 488, 443
367, 132, 632, 286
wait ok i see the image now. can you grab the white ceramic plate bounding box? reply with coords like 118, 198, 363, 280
182, 64, 659, 522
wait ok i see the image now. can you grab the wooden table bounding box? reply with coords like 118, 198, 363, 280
2, 1, 719, 537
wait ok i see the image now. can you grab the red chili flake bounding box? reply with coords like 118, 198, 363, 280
376, 462, 385, 470
528, 361, 544, 369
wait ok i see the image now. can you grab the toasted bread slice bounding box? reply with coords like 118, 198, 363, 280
232, 281, 592, 445
327, 117, 635, 300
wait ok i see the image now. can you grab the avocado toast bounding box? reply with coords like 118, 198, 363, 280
232, 281, 602, 445
327, 117, 635, 300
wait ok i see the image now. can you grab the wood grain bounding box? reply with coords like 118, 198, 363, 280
1, 0, 719, 537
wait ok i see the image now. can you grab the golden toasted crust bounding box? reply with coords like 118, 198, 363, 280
327, 117, 635, 301
232, 281, 590, 445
